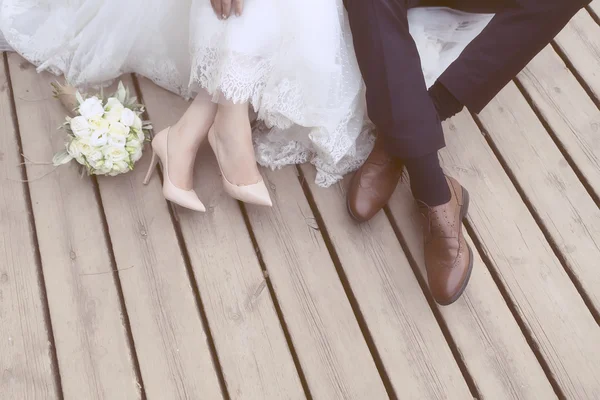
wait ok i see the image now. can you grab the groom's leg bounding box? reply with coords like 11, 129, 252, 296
344, 0, 472, 305
439, 0, 590, 113
343, 0, 445, 159
343, 0, 451, 210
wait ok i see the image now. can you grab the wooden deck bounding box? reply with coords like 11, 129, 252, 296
2, 5, 600, 400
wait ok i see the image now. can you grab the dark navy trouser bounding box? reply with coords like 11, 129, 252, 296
343, 0, 591, 158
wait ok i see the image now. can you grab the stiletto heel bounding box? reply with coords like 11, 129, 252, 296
143, 127, 206, 212
207, 127, 272, 207
143, 150, 159, 185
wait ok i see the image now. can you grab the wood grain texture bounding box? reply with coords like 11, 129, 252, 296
387, 184, 556, 399
300, 166, 472, 399
0, 55, 58, 400
554, 9, 600, 100
94, 78, 224, 400
137, 78, 305, 400
245, 166, 388, 399
8, 54, 139, 400
478, 81, 600, 316
442, 110, 600, 399
517, 46, 600, 198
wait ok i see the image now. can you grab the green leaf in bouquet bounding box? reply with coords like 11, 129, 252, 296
75, 91, 85, 105
116, 81, 127, 103
124, 96, 138, 108
52, 150, 74, 166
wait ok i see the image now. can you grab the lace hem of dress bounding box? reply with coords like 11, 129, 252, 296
190, 47, 373, 187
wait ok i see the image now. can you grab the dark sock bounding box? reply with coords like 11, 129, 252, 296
428, 81, 463, 121
404, 152, 451, 206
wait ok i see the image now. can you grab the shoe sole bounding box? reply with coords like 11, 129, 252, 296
438, 186, 474, 306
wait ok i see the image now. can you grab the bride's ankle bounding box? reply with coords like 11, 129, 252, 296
213, 104, 251, 137
169, 121, 207, 150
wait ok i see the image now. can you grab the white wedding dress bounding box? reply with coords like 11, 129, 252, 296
0, 0, 492, 186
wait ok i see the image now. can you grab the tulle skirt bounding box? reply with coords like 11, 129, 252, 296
0, 0, 492, 186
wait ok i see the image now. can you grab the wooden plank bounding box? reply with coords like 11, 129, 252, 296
479, 82, 600, 315
93, 78, 224, 399
137, 78, 305, 400
441, 110, 600, 398
245, 166, 388, 399
517, 46, 600, 198
554, 9, 600, 100
589, 1, 599, 18
300, 166, 472, 399
387, 184, 556, 399
0, 56, 59, 399
7, 54, 140, 399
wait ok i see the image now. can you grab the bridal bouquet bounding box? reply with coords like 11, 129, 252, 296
51, 82, 152, 176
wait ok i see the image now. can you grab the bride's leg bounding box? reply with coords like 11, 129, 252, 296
210, 100, 262, 186
167, 89, 218, 189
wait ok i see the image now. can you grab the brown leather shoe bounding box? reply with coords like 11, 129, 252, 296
347, 136, 404, 222
419, 176, 473, 305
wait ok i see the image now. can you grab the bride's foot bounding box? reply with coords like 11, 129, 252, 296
208, 102, 272, 206
163, 91, 218, 189
142, 90, 218, 211
163, 123, 205, 190
143, 127, 206, 212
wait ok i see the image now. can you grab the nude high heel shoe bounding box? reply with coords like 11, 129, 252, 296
143, 127, 206, 212
207, 127, 272, 207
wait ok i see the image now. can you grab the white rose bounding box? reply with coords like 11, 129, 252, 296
108, 135, 127, 148
109, 121, 129, 136
86, 149, 104, 168
88, 116, 110, 132
110, 160, 130, 176
130, 146, 143, 163
67, 138, 82, 158
126, 139, 143, 163
79, 96, 104, 119
103, 145, 129, 163
104, 97, 125, 123
70, 116, 91, 138
132, 115, 143, 131
135, 129, 145, 142
89, 128, 109, 147
93, 159, 112, 175
108, 122, 129, 147
67, 138, 93, 165
126, 138, 142, 151
104, 97, 121, 110
120, 108, 135, 127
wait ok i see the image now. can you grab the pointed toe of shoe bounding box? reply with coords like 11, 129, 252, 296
188, 201, 207, 212
223, 178, 273, 207
250, 182, 273, 207
164, 186, 206, 212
